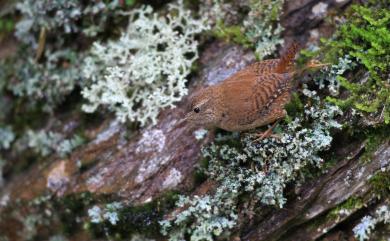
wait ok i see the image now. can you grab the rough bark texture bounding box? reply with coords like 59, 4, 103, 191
1, 42, 255, 205
244, 142, 390, 241
1, 0, 389, 240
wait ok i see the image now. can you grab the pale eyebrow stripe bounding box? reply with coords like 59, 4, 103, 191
197, 98, 209, 108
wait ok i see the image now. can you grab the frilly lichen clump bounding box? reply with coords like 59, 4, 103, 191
1, 0, 388, 240
1, 0, 127, 112
213, 0, 284, 59
0, 0, 128, 179
0, 126, 15, 150
160, 91, 342, 240
15, 0, 121, 46
314, 55, 356, 96
82, 1, 209, 126
4, 49, 81, 112
160, 194, 237, 241
88, 202, 123, 225
24, 130, 84, 158
353, 204, 390, 241
0, 126, 14, 185
244, 0, 284, 59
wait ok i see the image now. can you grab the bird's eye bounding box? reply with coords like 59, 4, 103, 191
193, 107, 200, 113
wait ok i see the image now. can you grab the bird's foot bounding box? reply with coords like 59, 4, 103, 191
251, 132, 282, 143
250, 160, 271, 176
249, 120, 281, 143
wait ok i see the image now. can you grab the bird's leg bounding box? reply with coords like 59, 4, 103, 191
251, 159, 270, 175
252, 120, 281, 142
263, 160, 270, 174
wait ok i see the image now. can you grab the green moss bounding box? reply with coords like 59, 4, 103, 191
4, 191, 171, 240
125, 0, 136, 6
211, 0, 284, 59
8, 191, 179, 240
369, 171, 390, 199
0, 18, 14, 33
296, 49, 317, 67
323, 2, 390, 124
84, 192, 179, 239
54, 193, 95, 235
360, 129, 389, 163
193, 158, 209, 186
284, 92, 304, 122
213, 20, 252, 47
327, 197, 364, 219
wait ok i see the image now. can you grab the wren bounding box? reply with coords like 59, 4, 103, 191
184, 43, 305, 133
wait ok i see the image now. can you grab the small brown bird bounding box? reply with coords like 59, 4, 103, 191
184, 43, 323, 137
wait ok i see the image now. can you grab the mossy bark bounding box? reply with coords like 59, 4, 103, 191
0, 0, 389, 240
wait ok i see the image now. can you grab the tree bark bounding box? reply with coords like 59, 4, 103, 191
1, 0, 389, 240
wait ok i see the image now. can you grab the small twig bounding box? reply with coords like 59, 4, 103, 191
35, 27, 46, 62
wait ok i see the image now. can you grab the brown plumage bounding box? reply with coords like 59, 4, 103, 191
184, 43, 300, 132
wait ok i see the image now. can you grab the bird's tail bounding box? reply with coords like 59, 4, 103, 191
275, 42, 300, 74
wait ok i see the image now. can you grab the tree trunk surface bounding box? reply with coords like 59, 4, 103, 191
0, 0, 389, 241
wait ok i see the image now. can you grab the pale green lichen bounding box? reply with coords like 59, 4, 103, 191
88, 205, 103, 223
314, 55, 357, 96
15, 0, 120, 47
130, 235, 155, 241
6, 49, 81, 112
81, 1, 209, 126
194, 128, 208, 140
48, 235, 68, 241
353, 204, 390, 241
160, 194, 237, 241
0, 126, 14, 186
25, 130, 84, 157
19, 214, 46, 240
210, 0, 284, 59
4, 0, 123, 113
161, 91, 342, 239
88, 202, 123, 225
244, 0, 285, 59
203, 0, 237, 26
0, 126, 15, 150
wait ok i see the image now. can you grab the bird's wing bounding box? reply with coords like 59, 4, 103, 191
251, 73, 292, 117
223, 59, 280, 83
232, 42, 300, 78
222, 59, 280, 86
247, 59, 281, 75
220, 73, 291, 125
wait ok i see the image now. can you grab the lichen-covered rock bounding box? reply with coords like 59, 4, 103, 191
81, 1, 209, 126
160, 91, 343, 240
243, 142, 390, 240
15, 0, 121, 47
0, 42, 255, 205
0, 0, 389, 240
0, 42, 256, 241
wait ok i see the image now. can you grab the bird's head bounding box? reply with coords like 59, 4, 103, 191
184, 87, 219, 129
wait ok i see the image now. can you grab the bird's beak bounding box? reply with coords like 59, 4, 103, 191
176, 112, 191, 126
183, 112, 192, 121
